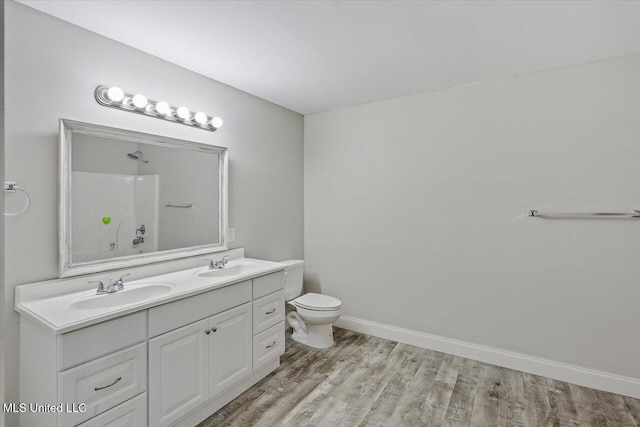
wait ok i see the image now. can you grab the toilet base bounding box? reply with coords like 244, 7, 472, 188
291, 323, 335, 349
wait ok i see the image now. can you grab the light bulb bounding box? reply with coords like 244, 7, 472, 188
176, 106, 190, 120
132, 94, 148, 109
106, 86, 124, 102
210, 117, 223, 128
155, 101, 170, 115
194, 112, 208, 125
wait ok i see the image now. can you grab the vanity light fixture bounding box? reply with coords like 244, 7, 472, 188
106, 86, 124, 102
211, 117, 223, 128
155, 101, 171, 116
194, 111, 208, 125
131, 94, 148, 109
94, 85, 223, 132
176, 106, 190, 120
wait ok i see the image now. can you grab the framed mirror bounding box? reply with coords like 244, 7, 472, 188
59, 119, 228, 277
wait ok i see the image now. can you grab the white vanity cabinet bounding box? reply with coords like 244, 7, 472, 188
252, 275, 286, 370
18, 268, 286, 427
19, 312, 148, 427
148, 319, 210, 427
148, 303, 253, 427
207, 303, 253, 395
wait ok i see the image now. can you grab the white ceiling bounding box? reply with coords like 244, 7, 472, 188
18, 0, 640, 114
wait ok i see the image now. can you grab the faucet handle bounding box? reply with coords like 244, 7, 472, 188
204, 258, 214, 269
90, 280, 107, 294
214, 255, 229, 268
113, 273, 131, 289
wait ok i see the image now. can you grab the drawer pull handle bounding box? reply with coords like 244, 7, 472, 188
94, 376, 122, 391
265, 309, 276, 315
265, 341, 277, 349
205, 329, 211, 335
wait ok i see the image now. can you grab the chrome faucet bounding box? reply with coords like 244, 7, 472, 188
204, 255, 228, 270
91, 273, 131, 295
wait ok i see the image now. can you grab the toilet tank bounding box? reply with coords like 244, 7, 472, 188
280, 259, 304, 301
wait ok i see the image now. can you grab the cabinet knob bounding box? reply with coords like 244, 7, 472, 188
211, 327, 217, 332
205, 329, 211, 335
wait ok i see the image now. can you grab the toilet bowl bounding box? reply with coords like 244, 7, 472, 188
286, 293, 342, 348
281, 260, 342, 349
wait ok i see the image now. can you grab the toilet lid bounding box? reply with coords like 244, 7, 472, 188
294, 293, 342, 311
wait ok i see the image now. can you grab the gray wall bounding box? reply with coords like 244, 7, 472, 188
305, 54, 640, 379
3, 2, 303, 423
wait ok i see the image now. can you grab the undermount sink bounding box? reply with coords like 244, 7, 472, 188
195, 259, 268, 278
196, 265, 256, 278
67, 282, 175, 310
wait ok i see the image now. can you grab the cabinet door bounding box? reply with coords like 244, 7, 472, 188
149, 319, 209, 427
76, 393, 146, 427
208, 302, 252, 396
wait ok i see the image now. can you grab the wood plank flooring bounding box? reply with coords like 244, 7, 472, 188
198, 328, 640, 426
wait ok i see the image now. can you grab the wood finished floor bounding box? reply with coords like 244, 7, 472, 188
198, 328, 640, 426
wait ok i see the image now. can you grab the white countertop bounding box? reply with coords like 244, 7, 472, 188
15, 257, 286, 334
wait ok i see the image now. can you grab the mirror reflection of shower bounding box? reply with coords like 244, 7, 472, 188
127, 150, 149, 164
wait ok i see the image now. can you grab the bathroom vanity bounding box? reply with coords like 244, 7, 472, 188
15, 253, 286, 427
14, 121, 288, 425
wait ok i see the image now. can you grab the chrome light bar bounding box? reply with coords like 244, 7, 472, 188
94, 85, 223, 133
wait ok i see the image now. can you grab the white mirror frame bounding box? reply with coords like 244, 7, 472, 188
59, 119, 229, 278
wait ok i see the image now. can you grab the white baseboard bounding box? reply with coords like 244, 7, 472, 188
335, 315, 640, 399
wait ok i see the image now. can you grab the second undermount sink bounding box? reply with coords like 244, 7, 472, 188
67, 282, 175, 310
196, 265, 255, 278
195, 260, 265, 278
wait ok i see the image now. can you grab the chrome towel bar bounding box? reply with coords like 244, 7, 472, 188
165, 202, 193, 208
528, 209, 640, 218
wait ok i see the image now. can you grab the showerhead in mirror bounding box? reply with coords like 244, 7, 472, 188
127, 150, 149, 164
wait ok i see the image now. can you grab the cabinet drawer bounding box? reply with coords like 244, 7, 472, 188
148, 280, 251, 337
253, 321, 285, 369
59, 312, 147, 370
77, 393, 146, 427
58, 343, 147, 426
253, 271, 285, 299
253, 290, 285, 334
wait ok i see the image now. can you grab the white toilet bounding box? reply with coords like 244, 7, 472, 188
281, 260, 342, 349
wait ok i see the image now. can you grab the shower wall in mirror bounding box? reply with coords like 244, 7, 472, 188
60, 120, 228, 277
